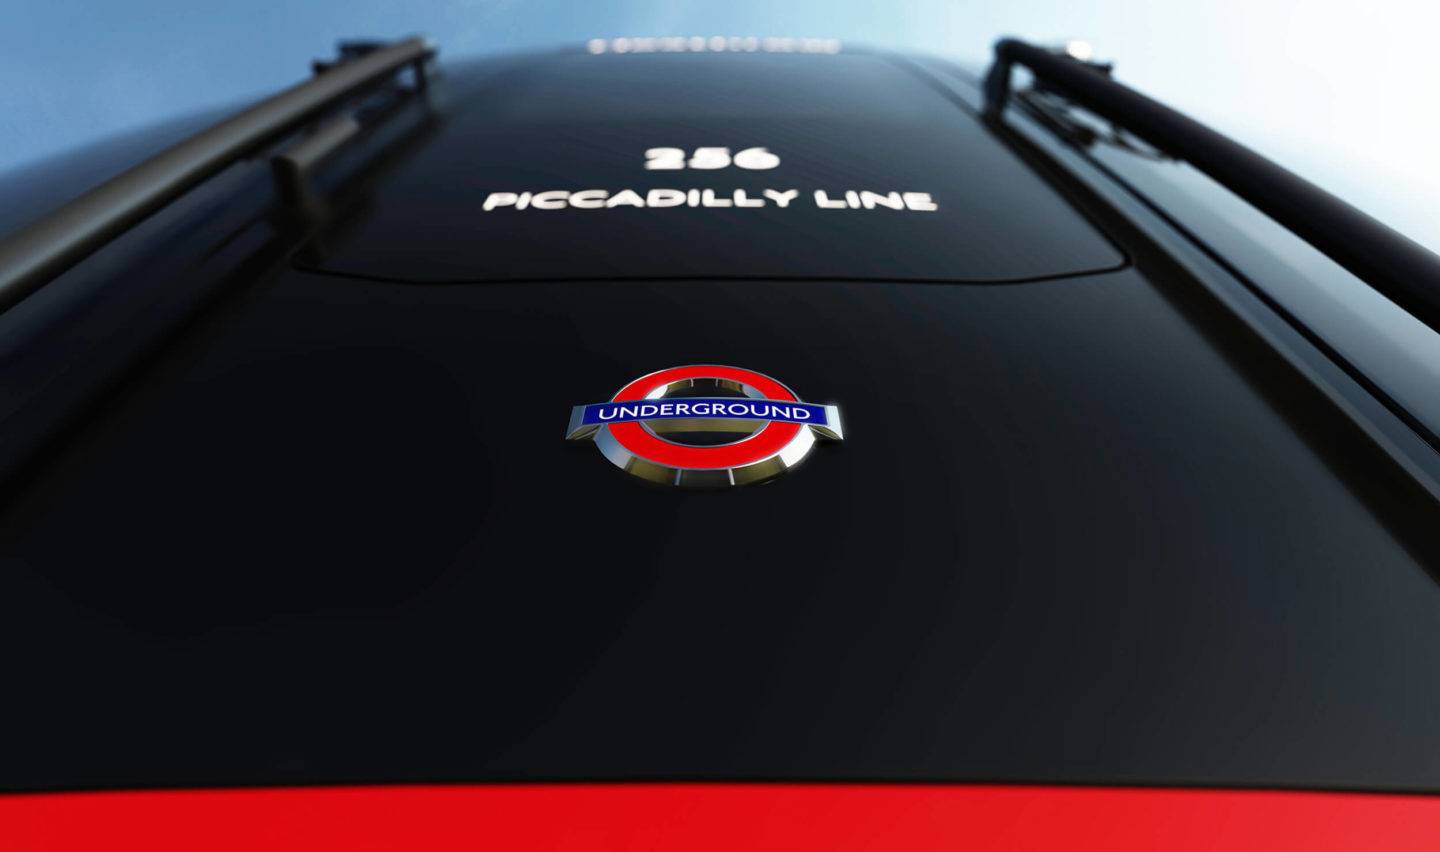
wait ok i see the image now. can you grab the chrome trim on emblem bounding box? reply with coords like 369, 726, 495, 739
813, 404, 844, 441
591, 418, 821, 487
565, 406, 600, 440
569, 366, 843, 488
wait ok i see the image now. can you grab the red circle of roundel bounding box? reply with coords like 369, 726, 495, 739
608, 365, 803, 470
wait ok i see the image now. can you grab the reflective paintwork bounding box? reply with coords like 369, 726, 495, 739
0, 46, 1437, 794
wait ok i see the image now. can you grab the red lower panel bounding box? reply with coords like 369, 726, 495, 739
4, 783, 1440, 850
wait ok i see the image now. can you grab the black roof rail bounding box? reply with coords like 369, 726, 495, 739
0, 36, 434, 314
982, 37, 1440, 335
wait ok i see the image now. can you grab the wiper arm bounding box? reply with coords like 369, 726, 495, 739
0, 36, 434, 314
983, 37, 1440, 335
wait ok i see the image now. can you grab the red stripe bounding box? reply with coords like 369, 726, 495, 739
609, 364, 803, 469
4, 783, 1440, 850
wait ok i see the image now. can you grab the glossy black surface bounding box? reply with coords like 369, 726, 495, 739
3, 263, 1440, 791
0, 47, 1438, 793
308, 52, 1123, 282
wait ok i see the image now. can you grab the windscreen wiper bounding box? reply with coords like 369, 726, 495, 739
982, 37, 1440, 334
0, 36, 434, 313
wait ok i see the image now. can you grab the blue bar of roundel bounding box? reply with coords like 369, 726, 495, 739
580, 398, 829, 427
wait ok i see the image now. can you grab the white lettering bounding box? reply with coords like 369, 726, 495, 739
733, 147, 781, 170
688, 147, 731, 169
644, 147, 686, 170
903, 192, 939, 211
646, 188, 686, 208
483, 186, 937, 216
584, 37, 840, 55
764, 189, 799, 208
860, 191, 904, 210
532, 190, 568, 210
569, 189, 608, 209
643, 146, 780, 171
482, 192, 517, 211
606, 189, 645, 208
733, 189, 764, 208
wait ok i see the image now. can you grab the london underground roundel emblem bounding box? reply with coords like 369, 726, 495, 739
566, 365, 843, 487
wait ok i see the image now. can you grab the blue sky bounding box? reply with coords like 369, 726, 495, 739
2, 0, 1436, 249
